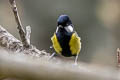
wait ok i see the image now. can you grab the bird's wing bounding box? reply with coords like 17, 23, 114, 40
69, 32, 81, 55
51, 33, 62, 54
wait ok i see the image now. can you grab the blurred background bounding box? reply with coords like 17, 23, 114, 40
0, 0, 120, 67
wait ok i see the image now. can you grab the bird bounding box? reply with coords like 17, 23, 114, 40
51, 15, 81, 65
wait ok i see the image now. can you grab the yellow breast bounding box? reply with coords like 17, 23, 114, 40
51, 33, 62, 54
51, 32, 81, 56
69, 32, 81, 55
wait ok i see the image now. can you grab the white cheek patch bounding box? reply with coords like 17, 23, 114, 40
65, 25, 73, 32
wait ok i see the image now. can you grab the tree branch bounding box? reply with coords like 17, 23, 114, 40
0, 25, 23, 52
0, 50, 119, 80
9, 0, 30, 48
0, 25, 48, 57
117, 48, 120, 68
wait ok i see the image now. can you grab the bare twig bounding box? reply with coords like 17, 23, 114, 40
9, 0, 30, 48
117, 48, 120, 68
25, 26, 31, 46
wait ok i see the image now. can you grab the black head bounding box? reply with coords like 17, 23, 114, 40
57, 15, 72, 27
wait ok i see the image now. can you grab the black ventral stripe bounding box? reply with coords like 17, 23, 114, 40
56, 29, 73, 57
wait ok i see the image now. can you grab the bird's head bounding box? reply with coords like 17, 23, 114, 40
57, 15, 74, 32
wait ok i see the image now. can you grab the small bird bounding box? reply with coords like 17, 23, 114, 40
51, 15, 81, 65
